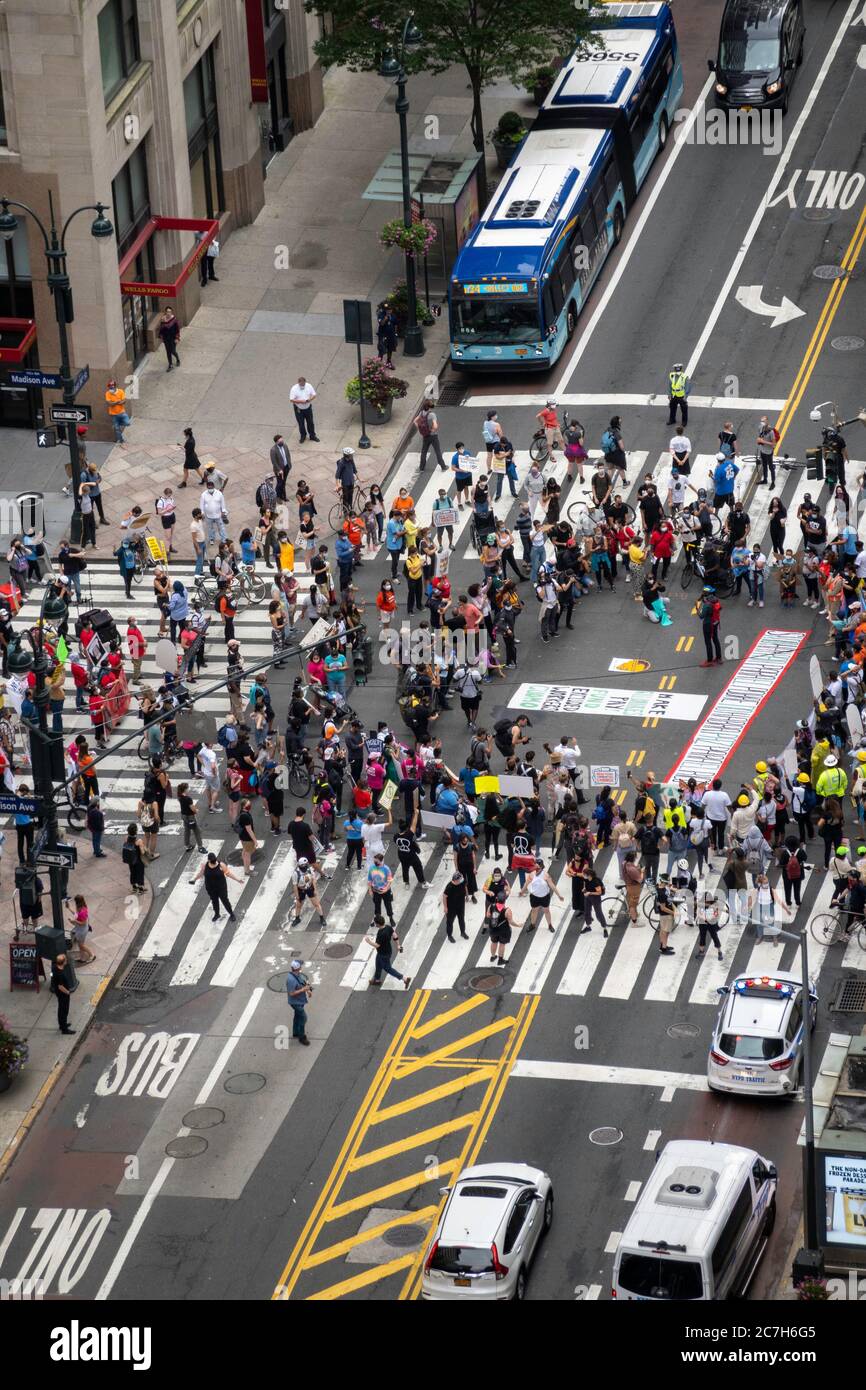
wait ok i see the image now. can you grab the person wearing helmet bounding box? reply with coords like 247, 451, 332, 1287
829, 844, 853, 909
712, 448, 739, 514
292, 856, 327, 928
667, 363, 689, 426
791, 771, 815, 843
753, 761, 770, 797
729, 787, 758, 845
335, 445, 359, 512
698, 585, 723, 667
816, 754, 848, 804
536, 399, 562, 456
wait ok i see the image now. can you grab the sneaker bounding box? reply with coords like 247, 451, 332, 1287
802, 599, 811, 606
759, 600, 764, 608
298, 1036, 310, 1046
660, 945, 675, 955
747, 600, 754, 607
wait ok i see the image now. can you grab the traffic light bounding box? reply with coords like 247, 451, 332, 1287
353, 640, 367, 686
805, 447, 823, 481
362, 636, 374, 675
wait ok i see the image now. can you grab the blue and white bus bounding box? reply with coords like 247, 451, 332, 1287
448, 2, 684, 371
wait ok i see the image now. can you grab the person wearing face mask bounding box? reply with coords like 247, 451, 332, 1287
756, 416, 779, 488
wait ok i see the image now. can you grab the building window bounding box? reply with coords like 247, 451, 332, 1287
185, 47, 224, 218
112, 142, 154, 369
0, 217, 33, 318
98, 0, 140, 105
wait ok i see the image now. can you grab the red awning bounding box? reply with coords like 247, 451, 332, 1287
0, 318, 38, 364
118, 216, 220, 299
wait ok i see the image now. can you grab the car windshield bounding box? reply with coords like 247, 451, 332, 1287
453, 298, 540, 345
618, 1253, 703, 1299
719, 1032, 784, 1061
429, 1244, 494, 1275
720, 32, 781, 72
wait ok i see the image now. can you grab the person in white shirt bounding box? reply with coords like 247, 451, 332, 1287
361, 814, 390, 860
524, 464, 545, 516
702, 779, 732, 854
196, 741, 221, 811
669, 427, 691, 474
200, 479, 227, 545
290, 376, 319, 443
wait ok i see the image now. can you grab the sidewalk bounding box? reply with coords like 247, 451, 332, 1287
0, 849, 152, 1174
87, 62, 514, 558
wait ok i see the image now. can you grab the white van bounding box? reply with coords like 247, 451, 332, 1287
612, 1140, 777, 1300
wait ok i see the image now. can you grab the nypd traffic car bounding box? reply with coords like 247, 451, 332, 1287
707, 972, 817, 1097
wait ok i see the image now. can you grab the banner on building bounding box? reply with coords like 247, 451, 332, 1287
244, 0, 269, 103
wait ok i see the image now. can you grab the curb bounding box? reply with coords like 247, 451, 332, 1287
0, 879, 155, 1182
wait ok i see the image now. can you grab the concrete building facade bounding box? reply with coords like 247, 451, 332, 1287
0, 0, 324, 438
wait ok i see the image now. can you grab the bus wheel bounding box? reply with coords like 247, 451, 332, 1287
612, 206, 624, 245
658, 114, 669, 150
565, 305, 576, 341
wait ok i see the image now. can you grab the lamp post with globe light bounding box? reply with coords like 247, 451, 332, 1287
0, 194, 114, 546
7, 585, 72, 937
379, 14, 425, 358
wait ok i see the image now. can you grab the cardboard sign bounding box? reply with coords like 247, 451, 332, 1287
591, 765, 619, 787
609, 657, 651, 674
434, 551, 450, 579
810, 655, 823, 700
489, 455, 506, 474
433, 509, 458, 527
474, 775, 500, 794
498, 774, 535, 797
379, 779, 398, 809
420, 809, 457, 831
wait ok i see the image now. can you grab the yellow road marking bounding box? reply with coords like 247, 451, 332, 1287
650, 717, 660, 729
348, 1116, 478, 1171
675, 636, 685, 652
395, 1017, 518, 1077
89, 976, 111, 1008
410, 994, 487, 1039
658, 675, 668, 689
304, 1206, 441, 1269
307, 1256, 417, 1300
642, 716, 650, 728
636, 749, 646, 766
626, 748, 638, 766
684, 637, 694, 652
776, 204, 866, 445
667, 675, 677, 690
327, 1160, 461, 1222
372, 1067, 496, 1124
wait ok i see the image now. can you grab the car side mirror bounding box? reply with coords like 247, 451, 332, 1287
716, 985, 728, 996
767, 1163, 778, 1181
439, 1186, 451, 1197
707, 58, 715, 72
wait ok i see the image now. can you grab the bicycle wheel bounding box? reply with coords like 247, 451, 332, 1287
353, 486, 368, 512
707, 511, 723, 538
680, 561, 695, 591
567, 500, 590, 527
137, 736, 149, 761
717, 573, 737, 599
289, 763, 311, 798
132, 556, 145, 585
328, 502, 348, 531
700, 894, 730, 929
529, 435, 548, 464
858, 924, 866, 952
601, 895, 628, 929
244, 574, 266, 604
810, 914, 841, 946
642, 897, 661, 931
66, 803, 86, 832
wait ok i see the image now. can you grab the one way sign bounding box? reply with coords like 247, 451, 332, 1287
36, 427, 57, 448
49, 403, 91, 425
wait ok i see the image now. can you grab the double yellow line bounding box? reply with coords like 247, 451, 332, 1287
775, 203, 866, 446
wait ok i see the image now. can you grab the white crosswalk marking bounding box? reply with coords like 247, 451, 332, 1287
210, 841, 296, 987
644, 867, 724, 1002
742, 866, 830, 981
555, 854, 628, 997
172, 890, 243, 986
511, 864, 572, 995
341, 844, 440, 990
138, 839, 223, 958
422, 885, 490, 989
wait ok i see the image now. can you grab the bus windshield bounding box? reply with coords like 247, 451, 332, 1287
452, 298, 540, 344
720, 33, 780, 72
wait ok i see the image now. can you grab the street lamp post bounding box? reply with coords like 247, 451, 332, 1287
380, 15, 425, 359
0, 193, 114, 546
8, 587, 70, 939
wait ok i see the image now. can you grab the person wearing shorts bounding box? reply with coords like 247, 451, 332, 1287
525, 861, 563, 932
156, 487, 177, 554
292, 858, 327, 927
488, 899, 513, 964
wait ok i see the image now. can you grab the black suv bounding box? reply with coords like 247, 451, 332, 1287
709, 0, 805, 113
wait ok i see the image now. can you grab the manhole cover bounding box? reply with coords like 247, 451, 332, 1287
589, 1127, 623, 1146
831, 978, 866, 1013
119, 959, 162, 992
224, 1072, 266, 1094
466, 971, 507, 993
182, 1106, 224, 1129
324, 943, 354, 958
813, 264, 847, 280
831, 336, 865, 351
165, 1135, 208, 1158
268, 972, 289, 992
382, 1223, 427, 1249
667, 1022, 701, 1039
802, 208, 834, 222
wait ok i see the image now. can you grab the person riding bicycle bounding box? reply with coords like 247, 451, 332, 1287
841, 872, 866, 939
679, 503, 702, 562
698, 537, 729, 589
695, 490, 715, 540
335, 446, 358, 513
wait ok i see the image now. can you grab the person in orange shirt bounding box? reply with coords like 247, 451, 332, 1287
536, 399, 562, 455
105, 379, 131, 444
392, 487, 414, 515
343, 515, 364, 566
376, 579, 397, 628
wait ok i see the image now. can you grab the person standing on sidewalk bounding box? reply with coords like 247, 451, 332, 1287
84, 462, 108, 524
122, 824, 146, 892
415, 399, 446, 472
290, 376, 320, 442
286, 959, 312, 1045
67, 895, 96, 965
366, 916, 411, 988
270, 434, 292, 494
79, 481, 97, 549
179, 427, 204, 487
158, 307, 181, 370
105, 379, 130, 444
51, 952, 77, 1034
86, 797, 106, 858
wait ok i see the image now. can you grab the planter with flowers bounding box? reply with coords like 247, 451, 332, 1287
379, 217, 438, 260
490, 111, 529, 169
0, 1016, 28, 1093
795, 1275, 830, 1300
346, 357, 409, 426
383, 281, 435, 337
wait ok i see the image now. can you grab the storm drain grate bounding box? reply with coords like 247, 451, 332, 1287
437, 378, 467, 406
802, 208, 835, 222
119, 959, 162, 992
831, 979, 866, 1014
831, 336, 865, 352
813, 264, 847, 280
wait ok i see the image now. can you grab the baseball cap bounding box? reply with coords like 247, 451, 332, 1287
290, 959, 303, 970
297, 857, 309, 868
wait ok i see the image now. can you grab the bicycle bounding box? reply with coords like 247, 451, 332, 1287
54, 781, 89, 832
235, 563, 266, 606
566, 498, 635, 529
137, 733, 180, 767
286, 752, 312, 798
529, 410, 583, 465
328, 484, 369, 532
810, 906, 866, 950
130, 527, 167, 584
599, 884, 662, 930
680, 544, 736, 598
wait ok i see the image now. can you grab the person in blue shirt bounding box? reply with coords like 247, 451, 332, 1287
168, 580, 189, 644
334, 531, 355, 590
14, 781, 34, 863
730, 543, 751, 596
712, 453, 738, 514
458, 764, 478, 802
434, 779, 459, 816
344, 812, 364, 869
451, 442, 475, 509
239, 528, 256, 567
325, 646, 347, 693
385, 513, 405, 579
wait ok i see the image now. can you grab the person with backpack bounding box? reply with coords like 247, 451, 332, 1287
698, 585, 723, 667
453, 657, 484, 731
122, 823, 146, 893
601, 416, 628, 483
742, 823, 773, 884
414, 398, 446, 471
779, 836, 808, 910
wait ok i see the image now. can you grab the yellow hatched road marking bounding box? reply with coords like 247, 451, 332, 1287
307, 1256, 417, 1300
636, 750, 646, 766
651, 717, 660, 729
348, 1116, 478, 1171
675, 636, 686, 652
667, 675, 677, 690
371, 1067, 496, 1123
327, 1160, 462, 1222
410, 993, 487, 1039
626, 748, 638, 766
684, 635, 694, 650
395, 1017, 518, 1078
642, 716, 650, 728
303, 1206, 441, 1269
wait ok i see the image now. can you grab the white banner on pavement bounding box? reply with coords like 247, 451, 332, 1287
508, 683, 706, 721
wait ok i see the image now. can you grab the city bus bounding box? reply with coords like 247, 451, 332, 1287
448, 2, 683, 371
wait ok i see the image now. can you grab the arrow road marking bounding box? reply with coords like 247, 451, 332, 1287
735, 284, 806, 328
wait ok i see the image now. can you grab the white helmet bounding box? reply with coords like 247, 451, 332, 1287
297, 857, 309, 868
342, 446, 355, 456
546, 399, 557, 407
677, 858, 690, 874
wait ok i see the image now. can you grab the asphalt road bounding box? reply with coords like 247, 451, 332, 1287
1, 0, 865, 1306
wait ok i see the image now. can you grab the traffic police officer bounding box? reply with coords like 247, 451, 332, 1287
667, 363, 689, 426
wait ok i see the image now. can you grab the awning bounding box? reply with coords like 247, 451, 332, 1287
118, 216, 220, 299
0, 318, 38, 364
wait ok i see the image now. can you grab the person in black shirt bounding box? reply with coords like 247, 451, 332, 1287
638, 817, 664, 882
442, 872, 468, 941
395, 821, 425, 884
366, 915, 411, 988
178, 782, 204, 851
51, 952, 76, 1034
580, 869, 606, 936
344, 722, 365, 783
604, 495, 629, 528
725, 502, 750, 546
287, 807, 319, 866
639, 485, 663, 535
654, 874, 676, 954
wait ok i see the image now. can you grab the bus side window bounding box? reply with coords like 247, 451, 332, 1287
603, 160, 619, 206
592, 186, 608, 239
558, 245, 576, 300
544, 271, 564, 322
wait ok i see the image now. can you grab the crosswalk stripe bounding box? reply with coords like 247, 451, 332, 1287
341, 845, 441, 991
643, 866, 724, 1003
742, 864, 829, 980
553, 854, 624, 998
210, 841, 296, 987
171, 893, 240, 986
137, 838, 223, 958
510, 863, 573, 995
420, 880, 490, 989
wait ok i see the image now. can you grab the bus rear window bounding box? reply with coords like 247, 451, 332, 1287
618, 1253, 703, 1300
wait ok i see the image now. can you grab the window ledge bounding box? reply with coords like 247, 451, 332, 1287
104, 60, 152, 126
177, 0, 207, 26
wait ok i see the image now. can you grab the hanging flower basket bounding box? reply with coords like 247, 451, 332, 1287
346, 357, 409, 415
379, 217, 438, 259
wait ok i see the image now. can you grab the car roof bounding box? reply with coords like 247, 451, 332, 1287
619, 1140, 765, 1255
440, 1164, 543, 1245
722, 0, 790, 31
723, 974, 802, 1035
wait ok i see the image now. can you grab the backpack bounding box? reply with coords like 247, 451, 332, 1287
121, 841, 138, 865
415, 410, 431, 438
216, 724, 233, 750
468, 740, 488, 771
785, 852, 802, 881
771, 427, 781, 443
745, 846, 762, 873
601, 429, 616, 455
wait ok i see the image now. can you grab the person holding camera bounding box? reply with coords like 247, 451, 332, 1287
286, 959, 312, 1045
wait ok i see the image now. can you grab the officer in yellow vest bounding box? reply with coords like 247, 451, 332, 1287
816, 754, 848, 803
667, 363, 689, 426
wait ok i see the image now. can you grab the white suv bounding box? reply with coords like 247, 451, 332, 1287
708, 971, 817, 1097
421, 1162, 553, 1300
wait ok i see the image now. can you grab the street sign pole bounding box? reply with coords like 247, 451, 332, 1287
343, 299, 373, 451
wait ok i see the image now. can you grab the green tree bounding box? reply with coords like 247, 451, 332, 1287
304, 0, 600, 205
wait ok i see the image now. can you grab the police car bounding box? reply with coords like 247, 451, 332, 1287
707, 972, 817, 1097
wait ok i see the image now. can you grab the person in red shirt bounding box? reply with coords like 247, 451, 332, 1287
89, 688, 107, 747
650, 521, 675, 582
535, 399, 562, 455
126, 620, 146, 684
353, 779, 373, 815
70, 658, 89, 711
